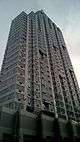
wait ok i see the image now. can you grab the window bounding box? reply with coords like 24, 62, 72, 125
62, 45, 65, 50
48, 18, 52, 29
59, 75, 66, 96
69, 69, 78, 95
53, 46, 57, 52
37, 15, 41, 31
43, 101, 49, 110
39, 50, 44, 59
17, 84, 24, 92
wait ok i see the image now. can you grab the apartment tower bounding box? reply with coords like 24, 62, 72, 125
0, 10, 80, 122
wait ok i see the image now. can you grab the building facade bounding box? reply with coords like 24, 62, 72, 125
0, 10, 80, 122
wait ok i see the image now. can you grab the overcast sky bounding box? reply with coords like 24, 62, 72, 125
0, 0, 80, 87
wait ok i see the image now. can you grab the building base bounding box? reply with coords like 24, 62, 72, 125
0, 107, 80, 142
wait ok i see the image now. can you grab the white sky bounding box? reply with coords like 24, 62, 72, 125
0, 0, 80, 87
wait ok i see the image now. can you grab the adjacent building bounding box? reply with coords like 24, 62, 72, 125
0, 10, 80, 123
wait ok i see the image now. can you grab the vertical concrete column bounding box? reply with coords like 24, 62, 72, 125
19, 130, 23, 142
0, 132, 3, 142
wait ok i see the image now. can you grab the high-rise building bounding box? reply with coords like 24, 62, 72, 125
0, 10, 80, 122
